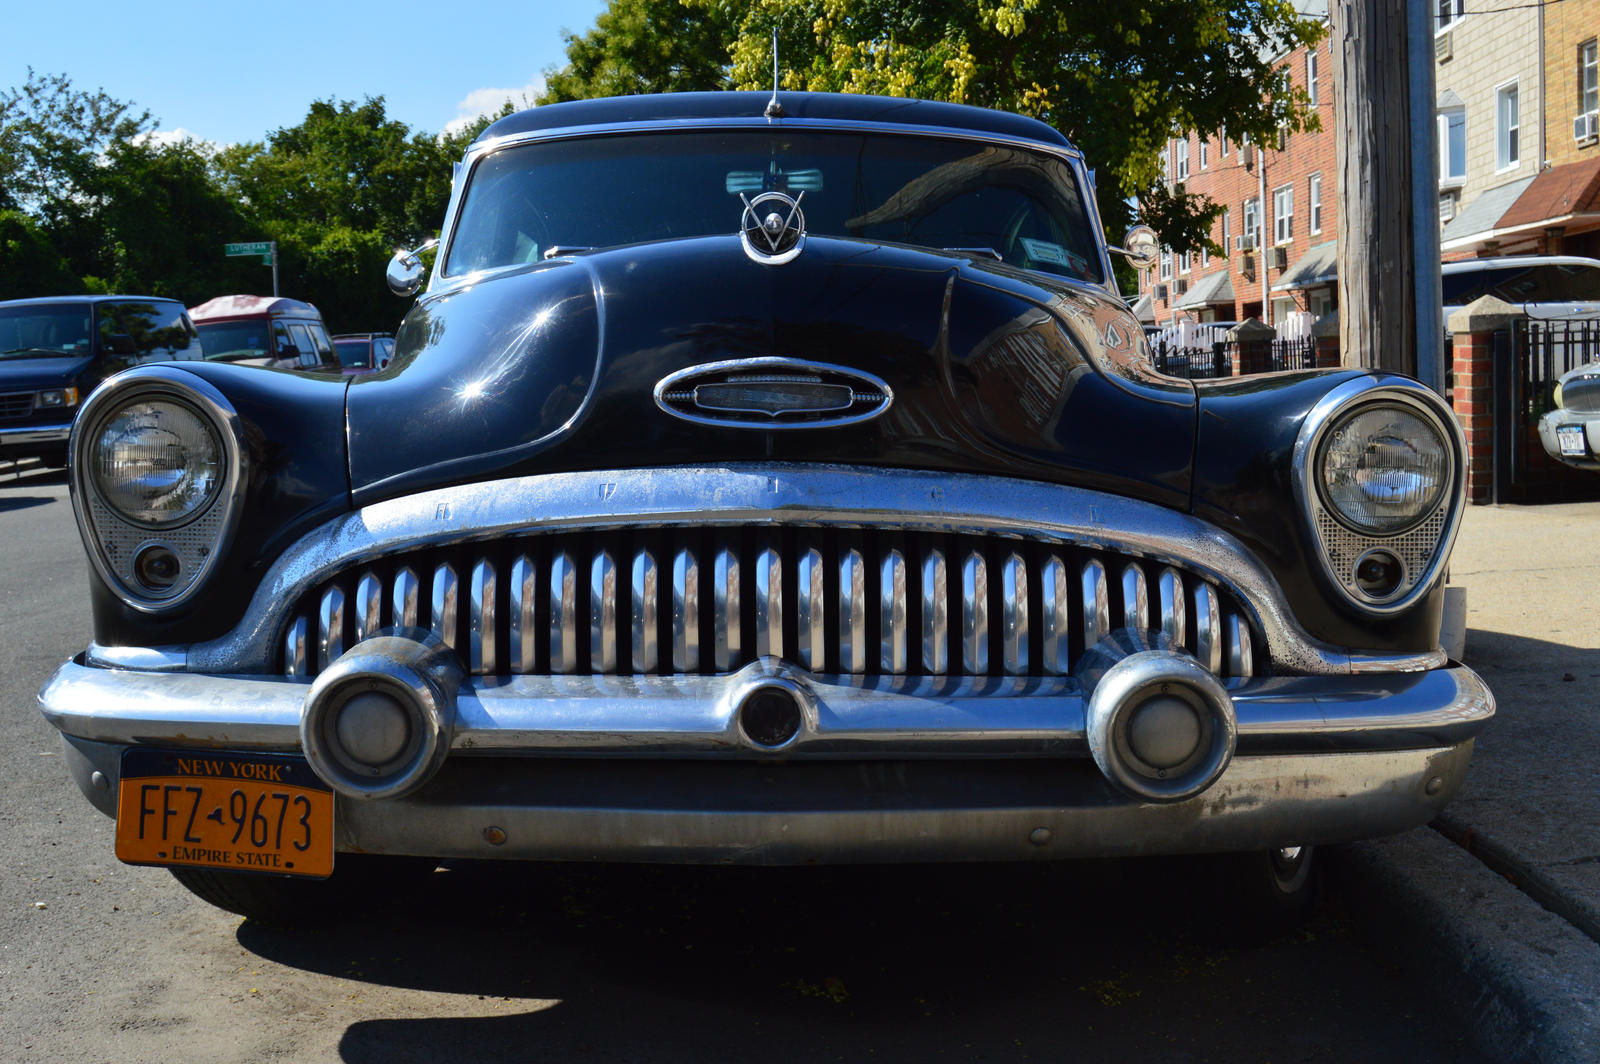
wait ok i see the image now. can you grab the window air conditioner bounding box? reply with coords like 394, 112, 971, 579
1153, 283, 1169, 300
1576, 111, 1599, 142
1269, 247, 1289, 270
1435, 31, 1452, 62
1237, 234, 1257, 251
1175, 279, 1189, 294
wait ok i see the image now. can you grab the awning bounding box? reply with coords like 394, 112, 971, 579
1175, 269, 1235, 309
1128, 290, 1155, 323
1495, 157, 1600, 231
1271, 240, 1338, 291
1440, 175, 1537, 249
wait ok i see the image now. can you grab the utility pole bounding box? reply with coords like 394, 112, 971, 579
1332, 0, 1438, 382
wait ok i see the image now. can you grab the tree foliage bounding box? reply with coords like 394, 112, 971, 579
541, 0, 736, 102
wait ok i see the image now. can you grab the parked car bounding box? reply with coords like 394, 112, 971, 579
1442, 255, 1600, 321
0, 295, 202, 466
188, 295, 339, 373
332, 332, 395, 375
38, 92, 1492, 929
1537, 360, 1600, 469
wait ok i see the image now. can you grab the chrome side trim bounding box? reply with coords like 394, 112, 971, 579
185, 466, 1443, 677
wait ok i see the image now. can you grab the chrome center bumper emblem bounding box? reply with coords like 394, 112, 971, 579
740, 191, 805, 265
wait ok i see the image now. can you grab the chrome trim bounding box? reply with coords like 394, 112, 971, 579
1291, 376, 1467, 616
87, 643, 189, 673
1040, 554, 1069, 675
962, 551, 988, 674
471, 559, 497, 675
0, 423, 70, 444
756, 547, 782, 659
67, 366, 249, 615
317, 586, 345, 672
394, 566, 421, 628
511, 555, 536, 673
355, 572, 383, 642
1158, 567, 1186, 646
283, 621, 306, 679
550, 551, 578, 673
881, 549, 908, 673
1227, 613, 1255, 678
1002, 552, 1028, 675
591, 549, 617, 673
672, 546, 699, 673
714, 547, 740, 672
654, 357, 893, 431
431, 563, 459, 648
632, 549, 659, 673
1081, 559, 1108, 652
798, 546, 825, 670
840, 548, 866, 673
1194, 584, 1222, 674
1121, 563, 1149, 631
921, 549, 949, 675
40, 656, 1493, 758
739, 190, 806, 266
184, 466, 1437, 677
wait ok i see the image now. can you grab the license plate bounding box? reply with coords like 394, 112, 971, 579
115, 750, 335, 878
1558, 425, 1589, 457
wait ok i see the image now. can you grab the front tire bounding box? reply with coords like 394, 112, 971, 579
169, 854, 436, 924
1205, 845, 1319, 941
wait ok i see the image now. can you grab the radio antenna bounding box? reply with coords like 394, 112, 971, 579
764, 28, 785, 118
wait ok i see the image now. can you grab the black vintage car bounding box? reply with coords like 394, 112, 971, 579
0, 296, 202, 466
38, 92, 1492, 926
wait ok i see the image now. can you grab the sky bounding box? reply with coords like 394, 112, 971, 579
3, 0, 612, 147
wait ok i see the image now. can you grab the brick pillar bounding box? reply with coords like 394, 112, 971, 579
1312, 310, 1340, 368
1227, 317, 1276, 376
1446, 296, 1526, 505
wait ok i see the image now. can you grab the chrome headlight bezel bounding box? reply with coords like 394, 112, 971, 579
69, 367, 249, 614
1292, 376, 1465, 615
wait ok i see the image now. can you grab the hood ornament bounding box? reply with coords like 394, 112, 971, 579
740, 191, 805, 265
655, 358, 893, 430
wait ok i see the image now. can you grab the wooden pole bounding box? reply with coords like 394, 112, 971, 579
1332, 0, 1416, 375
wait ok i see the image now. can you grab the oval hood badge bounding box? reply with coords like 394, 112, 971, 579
654, 358, 893, 429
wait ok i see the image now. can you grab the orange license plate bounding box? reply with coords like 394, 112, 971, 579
116, 750, 335, 878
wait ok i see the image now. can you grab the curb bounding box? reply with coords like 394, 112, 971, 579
1332, 828, 1600, 1064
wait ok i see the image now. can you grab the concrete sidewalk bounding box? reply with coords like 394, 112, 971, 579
1332, 501, 1600, 1063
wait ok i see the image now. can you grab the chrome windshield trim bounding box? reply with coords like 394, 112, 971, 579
39, 657, 1493, 757
182, 465, 1435, 677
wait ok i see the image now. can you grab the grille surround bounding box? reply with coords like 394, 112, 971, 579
0, 391, 35, 420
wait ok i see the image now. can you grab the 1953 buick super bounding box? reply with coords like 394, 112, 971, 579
38, 92, 1492, 925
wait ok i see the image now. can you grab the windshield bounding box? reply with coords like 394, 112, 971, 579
0, 304, 94, 360
197, 321, 270, 362
99, 300, 195, 358
445, 130, 1103, 283
1443, 263, 1600, 306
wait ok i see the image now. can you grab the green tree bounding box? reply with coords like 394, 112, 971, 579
540, 0, 736, 102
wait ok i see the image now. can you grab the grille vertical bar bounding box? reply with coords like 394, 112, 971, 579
288, 528, 1262, 682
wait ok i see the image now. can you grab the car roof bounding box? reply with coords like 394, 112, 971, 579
332, 333, 392, 340
1442, 255, 1600, 272
189, 295, 322, 322
477, 91, 1076, 153
0, 295, 185, 309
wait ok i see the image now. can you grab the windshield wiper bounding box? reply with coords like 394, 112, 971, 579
943, 247, 1003, 261
0, 346, 72, 359
543, 245, 597, 260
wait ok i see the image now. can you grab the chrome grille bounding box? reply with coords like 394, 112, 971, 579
284, 527, 1258, 680
0, 392, 34, 419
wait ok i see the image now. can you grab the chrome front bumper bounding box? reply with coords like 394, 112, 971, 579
0, 422, 71, 447
43, 655, 1493, 862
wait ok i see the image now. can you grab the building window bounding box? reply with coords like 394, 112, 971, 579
1221, 210, 1232, 256
1242, 198, 1260, 249
1583, 40, 1598, 117
1309, 174, 1323, 235
1438, 108, 1466, 181
1175, 139, 1189, 180
1307, 52, 1320, 108
1437, 0, 1464, 31
1179, 249, 1192, 273
1273, 184, 1294, 244
1159, 247, 1172, 281
1199, 139, 1208, 170
1220, 126, 1229, 157
1496, 82, 1520, 169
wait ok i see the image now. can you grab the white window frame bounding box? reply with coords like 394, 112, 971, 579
1438, 107, 1467, 183
1159, 247, 1172, 281
1273, 184, 1294, 245
1307, 52, 1320, 108
1179, 248, 1192, 274
1199, 139, 1208, 171
1175, 139, 1189, 181
1242, 198, 1260, 250
1437, 0, 1464, 32
1309, 174, 1323, 235
1582, 40, 1598, 117
1221, 210, 1232, 257
1496, 80, 1520, 171
1220, 126, 1229, 158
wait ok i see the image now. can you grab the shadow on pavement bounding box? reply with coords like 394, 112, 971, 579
236, 859, 1484, 1064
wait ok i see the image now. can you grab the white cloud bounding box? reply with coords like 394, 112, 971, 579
444, 76, 546, 136
132, 127, 216, 149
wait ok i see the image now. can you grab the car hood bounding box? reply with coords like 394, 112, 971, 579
0, 355, 92, 387
348, 236, 1196, 508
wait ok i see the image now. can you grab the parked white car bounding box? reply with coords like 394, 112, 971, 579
1442, 256, 1600, 322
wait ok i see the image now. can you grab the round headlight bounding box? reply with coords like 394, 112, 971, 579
1319, 404, 1449, 535
91, 399, 223, 526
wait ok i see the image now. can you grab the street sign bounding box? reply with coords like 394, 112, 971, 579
225, 241, 272, 257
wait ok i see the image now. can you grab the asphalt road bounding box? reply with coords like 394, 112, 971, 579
1, 466, 1488, 1064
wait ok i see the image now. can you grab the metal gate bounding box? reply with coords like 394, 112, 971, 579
1491, 319, 1600, 503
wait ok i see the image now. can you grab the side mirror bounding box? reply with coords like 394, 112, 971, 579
387, 238, 440, 297
1112, 225, 1161, 271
